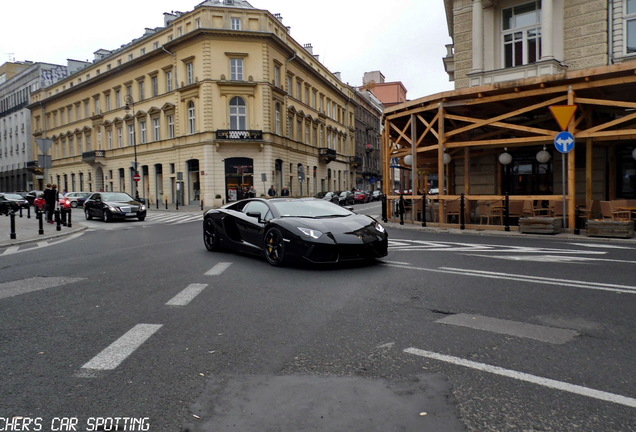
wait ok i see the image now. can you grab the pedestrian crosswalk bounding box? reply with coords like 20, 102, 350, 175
144, 211, 203, 225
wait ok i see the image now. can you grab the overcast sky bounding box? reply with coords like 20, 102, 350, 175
1, 0, 454, 99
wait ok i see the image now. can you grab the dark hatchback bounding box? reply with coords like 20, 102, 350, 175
0, 193, 20, 215
83, 192, 147, 222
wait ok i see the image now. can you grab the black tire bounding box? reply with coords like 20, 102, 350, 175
85, 209, 92, 220
138, 216, 145, 221
102, 210, 111, 223
71, 201, 78, 208
264, 227, 287, 266
203, 217, 219, 251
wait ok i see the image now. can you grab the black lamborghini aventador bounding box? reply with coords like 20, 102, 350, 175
203, 198, 388, 266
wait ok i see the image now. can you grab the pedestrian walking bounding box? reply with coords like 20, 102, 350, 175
43, 183, 56, 223
268, 185, 276, 197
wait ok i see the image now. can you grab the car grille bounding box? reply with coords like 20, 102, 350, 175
119, 206, 139, 213
306, 240, 387, 263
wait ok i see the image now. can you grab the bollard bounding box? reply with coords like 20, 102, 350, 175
201, 200, 204, 211
176, 200, 179, 210
398, 194, 405, 225
421, 197, 427, 227
10, 211, 17, 240
55, 209, 61, 231
504, 193, 510, 232
37, 209, 44, 235
19, 207, 23, 218
67, 207, 72, 228
27, 206, 31, 219
165, 199, 168, 210
61, 207, 68, 226
381, 195, 388, 223
156, 199, 159, 210
460, 193, 465, 230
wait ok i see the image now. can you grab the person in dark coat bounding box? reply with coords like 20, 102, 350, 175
43, 183, 56, 223
268, 185, 276, 197
281, 186, 290, 196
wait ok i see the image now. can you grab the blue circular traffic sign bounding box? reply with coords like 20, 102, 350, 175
554, 131, 575, 153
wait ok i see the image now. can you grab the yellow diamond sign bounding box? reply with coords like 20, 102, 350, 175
549, 105, 577, 131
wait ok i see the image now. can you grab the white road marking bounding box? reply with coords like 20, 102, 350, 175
383, 263, 636, 295
0, 277, 85, 300
568, 242, 635, 250
166, 283, 208, 306
404, 347, 636, 408
205, 262, 232, 276
77, 324, 162, 375
436, 314, 579, 344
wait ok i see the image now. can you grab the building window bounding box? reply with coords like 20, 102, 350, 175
152, 76, 159, 97
230, 58, 243, 80
105, 94, 111, 111
627, 0, 636, 53
275, 103, 281, 135
188, 101, 196, 134
166, 70, 173, 92
229, 97, 246, 130
140, 120, 147, 143
502, 1, 541, 68
231, 17, 241, 30
186, 63, 194, 85
107, 130, 113, 149
274, 66, 281, 88
153, 118, 160, 141
117, 127, 123, 148
128, 123, 136, 146
167, 114, 175, 138
287, 76, 293, 97
138, 80, 145, 100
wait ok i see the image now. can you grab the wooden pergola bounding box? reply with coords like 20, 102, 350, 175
382, 62, 636, 230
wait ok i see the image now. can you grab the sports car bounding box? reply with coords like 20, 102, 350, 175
203, 198, 388, 266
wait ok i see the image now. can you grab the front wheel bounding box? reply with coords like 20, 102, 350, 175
264, 227, 287, 266
71, 201, 78, 208
203, 218, 219, 251
102, 210, 111, 223
85, 209, 92, 220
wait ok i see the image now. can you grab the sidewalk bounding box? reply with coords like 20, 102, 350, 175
0, 209, 87, 248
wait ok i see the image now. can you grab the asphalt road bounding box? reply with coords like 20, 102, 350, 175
0, 203, 634, 432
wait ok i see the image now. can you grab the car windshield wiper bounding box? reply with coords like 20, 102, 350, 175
280, 215, 316, 218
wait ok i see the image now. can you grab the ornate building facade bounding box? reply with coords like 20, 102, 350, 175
29, 0, 358, 206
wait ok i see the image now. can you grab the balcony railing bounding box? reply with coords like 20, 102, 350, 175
318, 148, 337, 163
349, 156, 363, 167
82, 150, 106, 165
216, 130, 263, 140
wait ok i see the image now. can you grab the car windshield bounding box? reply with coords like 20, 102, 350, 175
272, 199, 353, 218
102, 192, 134, 201
4, 194, 23, 200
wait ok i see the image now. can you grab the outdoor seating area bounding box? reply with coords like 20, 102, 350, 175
387, 195, 636, 234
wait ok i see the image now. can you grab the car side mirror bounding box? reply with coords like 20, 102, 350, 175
246, 211, 262, 223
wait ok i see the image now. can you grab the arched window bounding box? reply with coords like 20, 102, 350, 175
229, 96, 246, 130
188, 101, 196, 134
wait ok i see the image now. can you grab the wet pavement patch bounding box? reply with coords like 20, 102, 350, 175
184, 374, 466, 431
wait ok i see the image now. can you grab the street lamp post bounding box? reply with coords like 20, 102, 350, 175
124, 95, 140, 200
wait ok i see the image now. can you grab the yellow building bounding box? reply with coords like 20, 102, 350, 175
29, 0, 357, 206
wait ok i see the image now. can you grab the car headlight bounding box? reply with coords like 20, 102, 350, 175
298, 227, 323, 239
140, 205, 146, 211
374, 223, 385, 233
108, 205, 118, 211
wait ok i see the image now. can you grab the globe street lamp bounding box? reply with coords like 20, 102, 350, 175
124, 95, 140, 200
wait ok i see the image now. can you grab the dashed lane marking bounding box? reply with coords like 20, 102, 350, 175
205, 262, 232, 276
404, 347, 636, 408
0, 276, 85, 300
75, 324, 163, 378
436, 314, 579, 344
165, 283, 208, 306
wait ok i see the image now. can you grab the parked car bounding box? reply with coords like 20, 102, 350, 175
337, 190, 355, 206
203, 197, 388, 266
64, 191, 92, 208
58, 193, 72, 210
371, 190, 384, 201
25, 190, 43, 205
83, 192, 147, 222
1, 193, 29, 209
353, 190, 370, 204
316, 191, 339, 204
0, 193, 20, 215
33, 194, 46, 211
